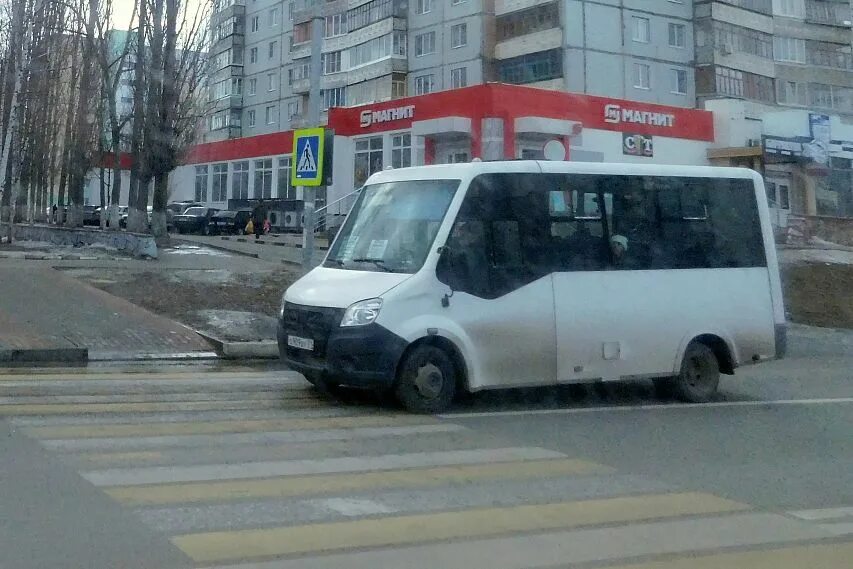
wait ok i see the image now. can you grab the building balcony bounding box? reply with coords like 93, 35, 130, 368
713, 0, 772, 16
291, 42, 311, 61
495, 27, 562, 61
806, 0, 852, 26
211, 94, 244, 111
495, 0, 557, 17
291, 77, 311, 94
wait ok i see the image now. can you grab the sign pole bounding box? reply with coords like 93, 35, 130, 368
301, 185, 315, 269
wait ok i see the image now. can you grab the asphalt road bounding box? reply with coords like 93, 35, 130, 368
0, 325, 850, 569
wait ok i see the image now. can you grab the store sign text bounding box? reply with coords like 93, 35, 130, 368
359, 105, 415, 128
623, 133, 654, 158
604, 104, 675, 128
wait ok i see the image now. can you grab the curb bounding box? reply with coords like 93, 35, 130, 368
172, 237, 260, 259
87, 351, 220, 362
0, 347, 89, 363
192, 329, 279, 359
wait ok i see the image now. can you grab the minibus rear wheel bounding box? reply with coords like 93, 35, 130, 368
395, 345, 457, 413
667, 342, 720, 403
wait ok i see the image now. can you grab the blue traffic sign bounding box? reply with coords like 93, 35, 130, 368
292, 128, 325, 187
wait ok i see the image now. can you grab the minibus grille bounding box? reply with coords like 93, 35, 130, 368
282, 302, 342, 358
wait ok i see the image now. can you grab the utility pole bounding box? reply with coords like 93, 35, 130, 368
301, 15, 323, 271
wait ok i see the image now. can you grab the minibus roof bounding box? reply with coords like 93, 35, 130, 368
364, 161, 761, 186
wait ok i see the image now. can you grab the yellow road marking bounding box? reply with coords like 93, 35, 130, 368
601, 541, 853, 568
77, 451, 164, 464
0, 399, 326, 416
172, 492, 748, 562
26, 414, 435, 438
106, 458, 612, 506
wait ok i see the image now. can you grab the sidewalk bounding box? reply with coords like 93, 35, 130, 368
0, 267, 215, 361
175, 233, 326, 266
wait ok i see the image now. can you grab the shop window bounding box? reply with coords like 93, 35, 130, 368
354, 136, 383, 188
277, 157, 295, 199
212, 164, 228, 202
194, 165, 208, 202
232, 161, 249, 199
254, 159, 273, 199
392, 133, 412, 169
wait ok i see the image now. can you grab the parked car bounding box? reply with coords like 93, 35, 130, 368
119, 207, 152, 230
174, 207, 219, 234
209, 210, 252, 235
94, 205, 128, 228
82, 205, 99, 226
166, 201, 201, 230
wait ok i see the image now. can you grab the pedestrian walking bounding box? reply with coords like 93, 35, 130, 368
251, 200, 268, 240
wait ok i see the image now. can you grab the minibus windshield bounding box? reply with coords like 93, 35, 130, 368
324, 179, 460, 273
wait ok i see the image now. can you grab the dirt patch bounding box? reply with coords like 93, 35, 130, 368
781, 263, 853, 329
67, 267, 299, 340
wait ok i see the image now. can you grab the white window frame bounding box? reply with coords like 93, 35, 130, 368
391, 132, 412, 169
250, 15, 259, 32
417, 0, 432, 15
668, 23, 685, 48
322, 51, 342, 75
774, 36, 806, 63
265, 105, 276, 124
211, 163, 229, 203
267, 73, 277, 91
268, 41, 278, 60
632, 16, 650, 43
670, 68, 687, 94
773, 0, 805, 18
451, 23, 467, 49
451, 66, 467, 89
247, 109, 256, 127
415, 74, 435, 95
249, 47, 258, 64
277, 157, 295, 200
415, 31, 436, 57
248, 78, 257, 95
633, 63, 651, 89
287, 100, 299, 119
270, 7, 279, 26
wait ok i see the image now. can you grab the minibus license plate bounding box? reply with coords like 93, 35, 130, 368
287, 335, 314, 351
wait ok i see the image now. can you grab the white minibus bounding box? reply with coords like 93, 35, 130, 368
278, 161, 786, 412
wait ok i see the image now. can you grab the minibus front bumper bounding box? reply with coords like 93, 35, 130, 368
278, 303, 408, 388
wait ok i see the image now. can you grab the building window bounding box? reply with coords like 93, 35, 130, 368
447, 152, 469, 163
451, 23, 467, 48
247, 109, 256, 126
349, 31, 407, 68
807, 40, 852, 70
270, 7, 279, 26
348, 0, 403, 32
414, 74, 435, 95
287, 100, 299, 119
268, 40, 278, 60
774, 36, 806, 63
289, 1, 293, 20
392, 76, 407, 98
392, 133, 412, 169
293, 21, 312, 44
451, 66, 467, 88
265, 105, 276, 124
277, 157, 294, 199
250, 15, 259, 32
777, 80, 807, 105
321, 87, 346, 110
354, 136, 383, 188
232, 161, 249, 199
633, 63, 651, 89
249, 47, 258, 63
417, 0, 432, 15
774, 0, 805, 18
267, 73, 277, 91
415, 31, 436, 56
671, 68, 687, 94
212, 164, 228, 202
248, 78, 256, 95
632, 16, 650, 43
498, 49, 563, 85
325, 13, 347, 37
194, 165, 208, 202
705, 21, 773, 59
322, 51, 342, 74
668, 23, 685, 48
698, 66, 775, 103
290, 61, 310, 84
254, 159, 273, 199
496, 3, 560, 41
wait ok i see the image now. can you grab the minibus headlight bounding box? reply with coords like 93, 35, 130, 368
341, 298, 383, 327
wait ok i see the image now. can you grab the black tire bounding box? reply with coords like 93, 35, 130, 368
395, 345, 457, 413
671, 342, 720, 403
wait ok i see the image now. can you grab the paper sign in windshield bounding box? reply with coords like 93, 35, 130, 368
366, 239, 388, 259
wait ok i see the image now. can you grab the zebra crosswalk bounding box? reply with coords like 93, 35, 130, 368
1, 368, 850, 568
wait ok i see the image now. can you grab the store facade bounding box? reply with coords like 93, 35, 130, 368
158, 84, 716, 229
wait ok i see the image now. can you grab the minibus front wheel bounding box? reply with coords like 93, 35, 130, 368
395, 344, 457, 414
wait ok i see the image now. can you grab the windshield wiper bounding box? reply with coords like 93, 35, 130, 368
351, 258, 395, 272
325, 258, 345, 267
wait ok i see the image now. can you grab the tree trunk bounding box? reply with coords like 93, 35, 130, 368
150, 175, 169, 238
0, 0, 26, 242
127, 0, 148, 233
99, 167, 107, 229
108, 149, 123, 229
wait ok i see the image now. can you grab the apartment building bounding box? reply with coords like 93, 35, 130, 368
204, 0, 699, 142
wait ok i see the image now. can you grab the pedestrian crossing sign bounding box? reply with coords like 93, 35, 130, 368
291, 128, 325, 187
